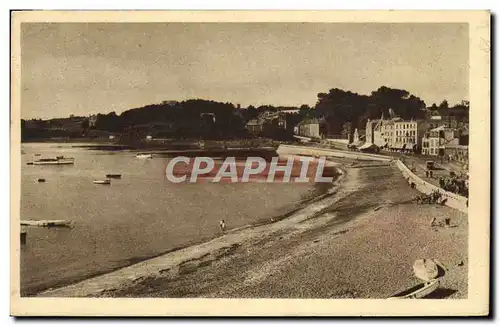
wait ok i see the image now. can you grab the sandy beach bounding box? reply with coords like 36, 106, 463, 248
38, 162, 467, 299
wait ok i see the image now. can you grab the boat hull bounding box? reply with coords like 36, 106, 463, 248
106, 174, 122, 179
93, 180, 111, 185
33, 160, 74, 165
388, 279, 440, 299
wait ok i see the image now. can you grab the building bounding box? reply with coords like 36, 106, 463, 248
365, 119, 380, 144
392, 119, 427, 151
421, 126, 458, 156
444, 144, 468, 165
246, 119, 265, 134
296, 118, 321, 139
88, 115, 97, 128
378, 119, 395, 147
367, 114, 427, 151
427, 115, 448, 129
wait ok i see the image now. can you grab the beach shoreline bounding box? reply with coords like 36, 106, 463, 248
26, 162, 343, 297
36, 162, 467, 298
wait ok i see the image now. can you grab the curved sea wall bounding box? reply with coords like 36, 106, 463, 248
277, 144, 467, 214
277, 144, 393, 162
395, 160, 468, 214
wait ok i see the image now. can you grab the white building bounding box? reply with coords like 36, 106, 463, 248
367, 114, 428, 151
421, 126, 458, 156
296, 118, 320, 139
393, 119, 419, 149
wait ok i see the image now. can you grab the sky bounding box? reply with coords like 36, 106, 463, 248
20, 23, 469, 119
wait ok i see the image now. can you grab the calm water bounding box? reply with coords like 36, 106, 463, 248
20, 143, 318, 295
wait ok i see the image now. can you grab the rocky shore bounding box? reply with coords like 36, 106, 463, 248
38, 163, 467, 299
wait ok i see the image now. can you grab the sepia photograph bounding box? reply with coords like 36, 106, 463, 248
10, 10, 490, 316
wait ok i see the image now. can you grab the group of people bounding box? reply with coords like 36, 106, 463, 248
439, 176, 469, 198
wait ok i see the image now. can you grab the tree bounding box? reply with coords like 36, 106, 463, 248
81, 119, 90, 129
244, 105, 259, 121
314, 86, 425, 135
439, 100, 449, 110
370, 86, 426, 119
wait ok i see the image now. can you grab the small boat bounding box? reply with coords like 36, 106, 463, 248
21, 220, 71, 228
105, 174, 122, 179
136, 153, 153, 159
388, 279, 440, 299
33, 156, 75, 165
27, 162, 33, 165
37, 178, 46, 183
93, 179, 111, 185
34, 153, 41, 156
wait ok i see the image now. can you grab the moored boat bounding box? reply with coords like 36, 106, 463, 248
136, 153, 153, 159
93, 179, 111, 185
105, 174, 122, 179
388, 279, 440, 299
21, 220, 72, 227
33, 156, 75, 165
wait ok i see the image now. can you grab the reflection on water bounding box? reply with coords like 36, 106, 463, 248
20, 143, 317, 295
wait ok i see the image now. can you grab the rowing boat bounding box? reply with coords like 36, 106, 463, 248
93, 179, 111, 185
33, 157, 75, 165
105, 174, 122, 179
136, 153, 153, 159
388, 279, 440, 299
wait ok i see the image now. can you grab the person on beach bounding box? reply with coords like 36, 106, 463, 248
219, 220, 226, 233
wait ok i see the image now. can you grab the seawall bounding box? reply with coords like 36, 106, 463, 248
395, 160, 468, 214
277, 144, 467, 214
277, 144, 393, 162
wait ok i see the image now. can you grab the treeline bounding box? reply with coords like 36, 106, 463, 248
95, 100, 247, 140
21, 86, 469, 141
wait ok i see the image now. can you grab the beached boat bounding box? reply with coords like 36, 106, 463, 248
93, 179, 111, 185
136, 153, 153, 159
388, 279, 440, 299
105, 174, 122, 179
33, 156, 75, 165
